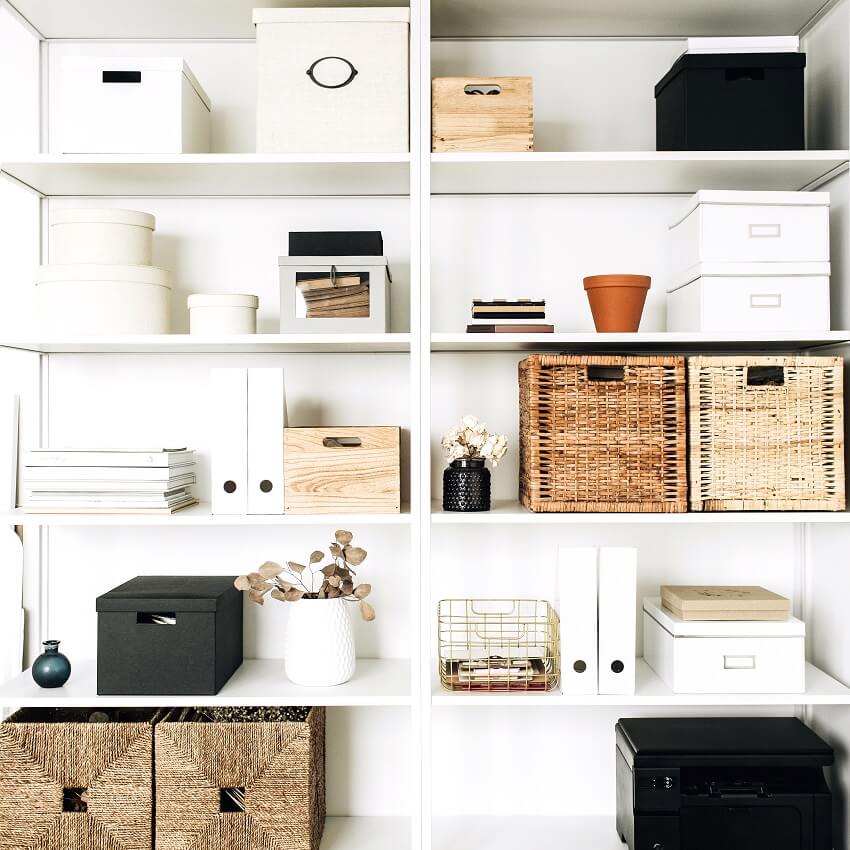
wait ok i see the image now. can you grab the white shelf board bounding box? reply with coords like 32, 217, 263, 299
1, 154, 411, 198
432, 332, 850, 353
432, 661, 850, 706
433, 816, 620, 850
432, 0, 830, 38
5, 503, 411, 526
322, 817, 411, 850
432, 500, 850, 524
0, 658, 412, 707
7, 0, 410, 39
430, 151, 850, 195
0, 334, 411, 354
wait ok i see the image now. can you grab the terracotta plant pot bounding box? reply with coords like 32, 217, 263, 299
584, 274, 651, 332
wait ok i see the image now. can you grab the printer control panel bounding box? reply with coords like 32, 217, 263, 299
635, 769, 681, 812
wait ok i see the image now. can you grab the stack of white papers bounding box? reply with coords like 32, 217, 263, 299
687, 37, 800, 54
22, 448, 197, 514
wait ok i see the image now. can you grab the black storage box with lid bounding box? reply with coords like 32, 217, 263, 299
96, 575, 243, 696
655, 52, 806, 151
615, 716, 833, 850
288, 231, 383, 256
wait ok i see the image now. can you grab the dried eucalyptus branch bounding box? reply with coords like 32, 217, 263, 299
234, 530, 375, 621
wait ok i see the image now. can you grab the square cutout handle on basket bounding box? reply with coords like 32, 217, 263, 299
220, 787, 246, 813
746, 366, 786, 387
63, 788, 88, 813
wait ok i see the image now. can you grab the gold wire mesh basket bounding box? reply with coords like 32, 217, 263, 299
438, 599, 560, 692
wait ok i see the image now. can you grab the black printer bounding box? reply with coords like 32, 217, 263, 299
616, 717, 833, 850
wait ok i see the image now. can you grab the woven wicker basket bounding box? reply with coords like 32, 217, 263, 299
688, 356, 846, 511
155, 707, 325, 850
519, 354, 687, 512
0, 708, 157, 850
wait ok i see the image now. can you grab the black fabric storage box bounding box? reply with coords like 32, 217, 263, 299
288, 231, 383, 256
655, 53, 806, 151
96, 575, 242, 696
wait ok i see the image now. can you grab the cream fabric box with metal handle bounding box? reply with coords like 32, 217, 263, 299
60, 57, 211, 153
643, 597, 805, 694
253, 7, 410, 153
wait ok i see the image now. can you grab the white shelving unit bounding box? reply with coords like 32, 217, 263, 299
1, 0, 850, 849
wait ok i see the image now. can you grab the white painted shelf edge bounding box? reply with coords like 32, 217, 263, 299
322, 817, 412, 850
0, 658, 412, 707
431, 500, 850, 524
432, 815, 621, 850
4, 503, 410, 526
431, 332, 850, 352
0, 334, 412, 354
431, 660, 850, 706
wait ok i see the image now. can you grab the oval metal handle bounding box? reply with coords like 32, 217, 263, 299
306, 56, 359, 89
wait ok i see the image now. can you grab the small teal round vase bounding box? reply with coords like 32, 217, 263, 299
31, 639, 71, 688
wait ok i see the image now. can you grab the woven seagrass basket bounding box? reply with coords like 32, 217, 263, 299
688, 356, 845, 511
155, 706, 325, 850
519, 354, 687, 512
0, 708, 157, 850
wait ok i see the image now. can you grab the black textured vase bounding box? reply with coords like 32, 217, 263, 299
443, 458, 491, 512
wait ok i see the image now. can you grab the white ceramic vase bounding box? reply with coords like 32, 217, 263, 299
285, 597, 356, 686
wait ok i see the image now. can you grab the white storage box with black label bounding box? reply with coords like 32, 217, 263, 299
279, 255, 390, 333
667, 261, 831, 332
253, 7, 409, 153
60, 57, 211, 153
643, 597, 805, 694
668, 190, 831, 279
34, 264, 171, 334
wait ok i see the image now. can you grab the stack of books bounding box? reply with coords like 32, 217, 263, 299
296, 273, 369, 318
22, 448, 197, 514
466, 299, 554, 334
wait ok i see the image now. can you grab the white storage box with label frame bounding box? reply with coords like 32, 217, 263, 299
60, 57, 211, 153
34, 264, 171, 334
50, 208, 156, 266
279, 255, 391, 333
668, 190, 831, 280
188, 294, 259, 335
253, 7, 410, 153
643, 597, 805, 694
666, 261, 831, 332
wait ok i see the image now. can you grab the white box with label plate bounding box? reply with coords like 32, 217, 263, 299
668, 190, 830, 280
643, 597, 805, 694
666, 261, 831, 332
60, 57, 210, 153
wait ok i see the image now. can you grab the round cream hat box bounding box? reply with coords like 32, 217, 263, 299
188, 293, 259, 334
34, 264, 171, 334
50, 208, 156, 265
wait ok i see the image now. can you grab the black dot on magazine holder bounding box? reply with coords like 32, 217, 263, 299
611, 660, 625, 674
223, 480, 237, 493
573, 660, 587, 674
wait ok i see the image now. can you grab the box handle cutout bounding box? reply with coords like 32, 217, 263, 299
259, 479, 273, 493
573, 659, 587, 673
137, 612, 177, 625
749, 293, 782, 309
725, 68, 765, 82
723, 654, 756, 670
63, 788, 88, 813
749, 223, 781, 239
610, 660, 625, 674
306, 56, 358, 89
587, 365, 625, 382
102, 71, 142, 84
220, 787, 246, 813
464, 84, 501, 95
323, 436, 363, 448
223, 480, 237, 494
746, 366, 785, 387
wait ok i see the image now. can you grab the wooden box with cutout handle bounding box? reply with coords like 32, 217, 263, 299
284, 427, 401, 514
432, 77, 533, 152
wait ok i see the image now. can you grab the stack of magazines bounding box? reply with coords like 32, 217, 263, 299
466, 299, 554, 334
22, 448, 197, 514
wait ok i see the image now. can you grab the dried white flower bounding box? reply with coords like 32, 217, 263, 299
441, 415, 508, 465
